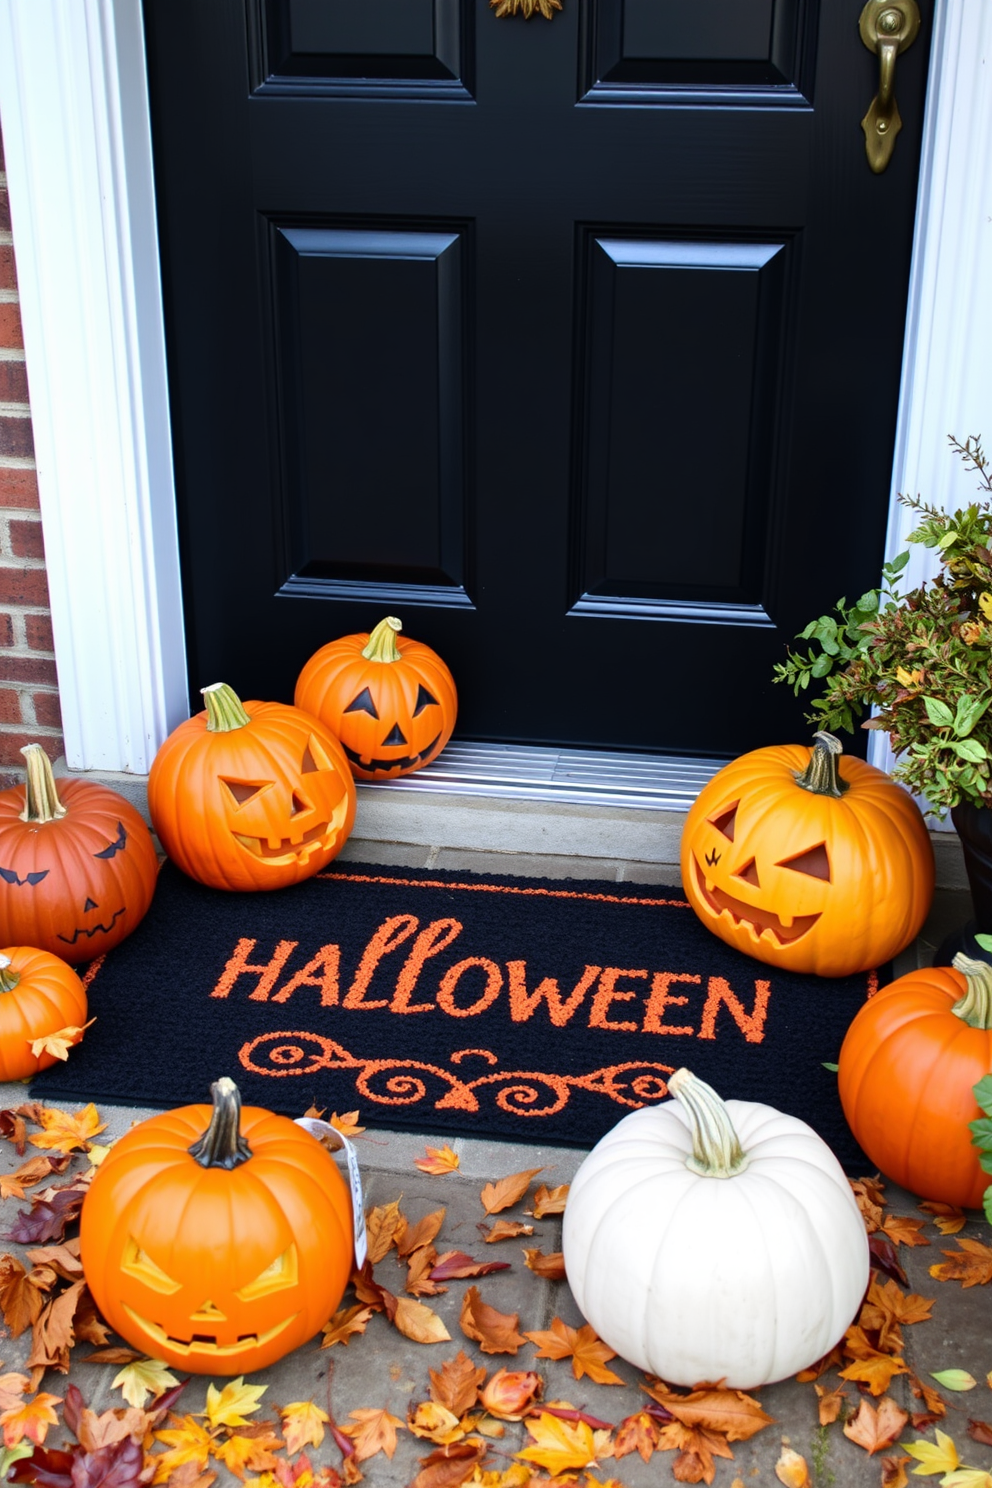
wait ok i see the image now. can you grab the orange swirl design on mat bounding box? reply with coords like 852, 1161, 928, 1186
238, 1030, 674, 1116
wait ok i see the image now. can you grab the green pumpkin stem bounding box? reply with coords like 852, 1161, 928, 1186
0, 956, 20, 995
951, 953, 992, 1030
202, 683, 252, 733
19, 744, 68, 824
795, 731, 849, 798
361, 616, 403, 664
188, 1078, 253, 1169
668, 1067, 750, 1178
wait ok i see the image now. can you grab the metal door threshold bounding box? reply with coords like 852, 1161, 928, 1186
356, 741, 725, 813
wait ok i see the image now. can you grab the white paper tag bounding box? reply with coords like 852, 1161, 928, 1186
294, 1116, 368, 1268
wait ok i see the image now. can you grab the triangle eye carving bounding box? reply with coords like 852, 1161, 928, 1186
344, 687, 379, 719
778, 843, 831, 881
413, 685, 438, 717
710, 803, 738, 841
221, 779, 266, 806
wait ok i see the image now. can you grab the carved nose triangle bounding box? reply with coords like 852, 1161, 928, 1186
382, 723, 407, 747
190, 1299, 228, 1323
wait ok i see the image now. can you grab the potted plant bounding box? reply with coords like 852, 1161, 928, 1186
774, 435, 992, 964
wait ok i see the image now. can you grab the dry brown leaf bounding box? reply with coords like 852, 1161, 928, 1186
656, 1419, 735, 1483
795, 1345, 845, 1383
82, 1347, 143, 1365
0, 1389, 63, 1446
969, 1420, 992, 1447
481, 1220, 535, 1244
341, 1407, 405, 1461
406, 1402, 465, 1445
837, 1350, 909, 1396
809, 1384, 846, 1426
25, 1241, 84, 1281
850, 1176, 886, 1232
350, 1261, 389, 1311
930, 1237, 992, 1286
431, 1251, 510, 1282
0, 1111, 28, 1155
614, 1411, 662, 1462
919, 1200, 967, 1235
644, 1382, 774, 1443
29, 1103, 106, 1154
0, 1254, 44, 1336
907, 1370, 947, 1425
26, 1278, 87, 1374
165, 1466, 217, 1488
409, 1439, 487, 1488
365, 1199, 406, 1265
0, 1155, 71, 1201
0, 1374, 29, 1413
529, 1184, 569, 1218
429, 1351, 487, 1416
480, 1168, 544, 1215
478, 1369, 542, 1421
330, 1110, 365, 1137
414, 1145, 460, 1176
393, 1296, 451, 1344
459, 1286, 526, 1355
397, 1209, 447, 1258
525, 1317, 623, 1385
320, 1304, 375, 1348
29, 1023, 94, 1063
775, 1445, 812, 1487
862, 1277, 935, 1332
522, 1248, 566, 1281
406, 1246, 446, 1298
842, 1396, 909, 1455
881, 1213, 930, 1247
880, 1454, 912, 1488
72, 1285, 110, 1345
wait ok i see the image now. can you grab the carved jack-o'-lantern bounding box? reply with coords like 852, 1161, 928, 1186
680, 732, 934, 977
295, 616, 457, 780
80, 1079, 354, 1375
0, 745, 158, 964
148, 684, 356, 891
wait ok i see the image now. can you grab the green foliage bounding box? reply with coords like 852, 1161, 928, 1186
810, 1423, 835, 1486
774, 435, 992, 811
969, 1072, 992, 1224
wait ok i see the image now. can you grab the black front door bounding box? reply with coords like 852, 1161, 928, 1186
143, 0, 931, 758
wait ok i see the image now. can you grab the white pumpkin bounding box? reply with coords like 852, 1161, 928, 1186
562, 1068, 869, 1387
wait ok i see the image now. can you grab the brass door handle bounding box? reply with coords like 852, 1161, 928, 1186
859, 0, 921, 173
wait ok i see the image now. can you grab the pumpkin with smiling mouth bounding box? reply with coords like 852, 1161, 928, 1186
680, 732, 934, 977
148, 683, 356, 891
80, 1078, 354, 1374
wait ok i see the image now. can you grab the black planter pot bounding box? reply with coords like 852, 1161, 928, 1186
935, 800, 992, 967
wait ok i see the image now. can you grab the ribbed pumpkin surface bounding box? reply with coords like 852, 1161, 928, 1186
0, 945, 87, 1080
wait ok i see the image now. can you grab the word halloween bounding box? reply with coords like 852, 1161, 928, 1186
210, 911, 772, 1043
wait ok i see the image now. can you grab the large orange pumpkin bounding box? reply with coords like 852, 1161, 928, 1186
295, 616, 457, 780
680, 732, 933, 977
0, 744, 158, 963
80, 1078, 354, 1375
0, 946, 88, 1081
838, 953, 992, 1208
148, 683, 356, 891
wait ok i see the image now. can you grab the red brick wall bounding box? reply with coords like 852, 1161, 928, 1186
0, 120, 63, 791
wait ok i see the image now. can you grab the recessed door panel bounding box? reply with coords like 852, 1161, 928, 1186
256, 0, 466, 87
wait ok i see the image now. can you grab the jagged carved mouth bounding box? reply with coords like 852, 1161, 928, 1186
343, 734, 441, 774
123, 1305, 297, 1357
57, 907, 126, 945
692, 855, 820, 946
233, 822, 337, 865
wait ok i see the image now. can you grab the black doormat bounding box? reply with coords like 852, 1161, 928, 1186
32, 860, 876, 1169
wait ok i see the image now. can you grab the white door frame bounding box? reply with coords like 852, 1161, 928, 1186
0, 0, 986, 776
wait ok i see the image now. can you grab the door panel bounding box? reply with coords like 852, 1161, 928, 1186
144, 0, 930, 757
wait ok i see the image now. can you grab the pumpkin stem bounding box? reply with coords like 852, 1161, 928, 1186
951, 953, 992, 1029
795, 731, 849, 798
19, 744, 68, 824
188, 1078, 253, 1169
668, 1067, 750, 1179
201, 683, 252, 733
361, 617, 403, 664
0, 956, 20, 995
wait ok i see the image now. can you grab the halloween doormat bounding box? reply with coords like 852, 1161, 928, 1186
32, 860, 878, 1168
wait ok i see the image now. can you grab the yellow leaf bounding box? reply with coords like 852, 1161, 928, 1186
515, 1412, 600, 1476
112, 1357, 180, 1408
341, 1407, 405, 1461
330, 1111, 365, 1137
28, 1021, 94, 1062
900, 1428, 959, 1475
979, 592, 992, 620
153, 1416, 214, 1483
203, 1377, 267, 1429
280, 1401, 328, 1456
0, 1392, 62, 1447
393, 1296, 451, 1344
776, 1445, 812, 1487
29, 1103, 106, 1154
941, 1472, 992, 1488
414, 1144, 460, 1175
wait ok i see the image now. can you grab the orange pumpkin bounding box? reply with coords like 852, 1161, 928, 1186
0, 744, 158, 964
80, 1078, 354, 1374
838, 953, 992, 1208
0, 946, 88, 1081
680, 732, 934, 977
295, 616, 457, 780
148, 683, 356, 891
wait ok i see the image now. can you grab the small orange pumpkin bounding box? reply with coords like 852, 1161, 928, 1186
80, 1078, 354, 1374
0, 745, 158, 964
838, 953, 992, 1208
295, 616, 457, 780
680, 731, 934, 976
148, 683, 356, 891
0, 946, 88, 1081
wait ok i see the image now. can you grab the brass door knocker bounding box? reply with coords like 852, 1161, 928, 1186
490, 0, 562, 17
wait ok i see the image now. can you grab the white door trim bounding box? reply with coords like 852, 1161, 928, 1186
0, 0, 186, 773
0, 0, 984, 777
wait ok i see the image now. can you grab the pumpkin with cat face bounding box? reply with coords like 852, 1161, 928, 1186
680, 732, 933, 977
148, 683, 355, 891
295, 616, 457, 780
0, 744, 158, 963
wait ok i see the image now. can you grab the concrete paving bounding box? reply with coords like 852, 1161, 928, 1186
0, 841, 985, 1487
